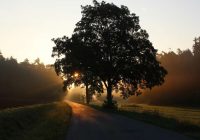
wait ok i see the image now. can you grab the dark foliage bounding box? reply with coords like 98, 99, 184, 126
52, 0, 167, 108
129, 37, 200, 106
0, 53, 64, 109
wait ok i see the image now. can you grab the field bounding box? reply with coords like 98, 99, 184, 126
120, 104, 200, 127
0, 102, 71, 140
90, 102, 200, 139
116, 103, 200, 139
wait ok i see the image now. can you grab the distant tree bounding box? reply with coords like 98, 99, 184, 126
193, 37, 200, 57
33, 58, 41, 65
52, 0, 167, 108
7, 56, 18, 65
0, 51, 5, 62
20, 58, 30, 66
33, 58, 45, 68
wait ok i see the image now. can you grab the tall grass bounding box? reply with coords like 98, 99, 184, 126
119, 104, 200, 139
90, 103, 200, 139
0, 102, 71, 140
120, 104, 200, 127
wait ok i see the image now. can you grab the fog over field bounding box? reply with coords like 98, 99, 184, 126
66, 46, 200, 107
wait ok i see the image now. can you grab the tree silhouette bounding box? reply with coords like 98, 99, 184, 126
73, 71, 103, 104
52, 0, 167, 108
20, 58, 30, 66
33, 58, 41, 65
52, 37, 103, 104
131, 46, 200, 106
193, 37, 200, 58
0, 51, 5, 62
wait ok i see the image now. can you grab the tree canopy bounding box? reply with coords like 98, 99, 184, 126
52, 0, 167, 108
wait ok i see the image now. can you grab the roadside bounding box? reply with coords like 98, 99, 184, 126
90, 104, 200, 140
0, 102, 72, 140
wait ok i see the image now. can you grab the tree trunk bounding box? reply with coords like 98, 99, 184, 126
106, 83, 113, 107
85, 83, 90, 104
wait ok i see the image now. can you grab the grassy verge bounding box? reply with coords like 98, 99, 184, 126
0, 102, 72, 140
90, 104, 200, 140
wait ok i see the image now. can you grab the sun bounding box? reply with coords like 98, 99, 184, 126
74, 72, 79, 78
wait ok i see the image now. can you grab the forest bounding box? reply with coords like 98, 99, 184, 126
0, 54, 64, 109
0, 37, 200, 108
129, 37, 200, 106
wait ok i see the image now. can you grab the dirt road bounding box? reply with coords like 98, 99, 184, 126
66, 101, 192, 140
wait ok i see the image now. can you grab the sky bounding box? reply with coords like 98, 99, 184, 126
0, 0, 200, 64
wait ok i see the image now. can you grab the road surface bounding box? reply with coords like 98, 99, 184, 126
66, 101, 192, 140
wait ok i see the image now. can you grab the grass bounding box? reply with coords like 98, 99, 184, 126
119, 104, 200, 139
0, 102, 72, 140
90, 103, 200, 139
120, 104, 200, 127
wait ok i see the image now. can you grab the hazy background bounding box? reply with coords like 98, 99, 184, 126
0, 0, 200, 108
0, 54, 65, 109
128, 48, 200, 106
0, 0, 200, 64
66, 46, 200, 107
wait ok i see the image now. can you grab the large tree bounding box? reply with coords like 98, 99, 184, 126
52, 0, 167, 108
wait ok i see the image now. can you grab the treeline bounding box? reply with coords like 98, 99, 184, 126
0, 53, 64, 109
129, 37, 200, 106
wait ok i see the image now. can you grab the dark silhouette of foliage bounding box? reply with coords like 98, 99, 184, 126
0, 53, 64, 109
20, 58, 30, 65
52, 0, 167, 108
52, 37, 104, 104
129, 38, 200, 106
193, 37, 200, 57
0, 51, 5, 62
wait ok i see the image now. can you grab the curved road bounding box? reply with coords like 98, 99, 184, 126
66, 101, 192, 140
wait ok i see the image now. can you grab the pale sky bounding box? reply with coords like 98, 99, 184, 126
0, 0, 200, 64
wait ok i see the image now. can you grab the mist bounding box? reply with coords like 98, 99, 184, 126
64, 39, 200, 107
1, 38, 200, 108
128, 47, 200, 106
0, 53, 65, 109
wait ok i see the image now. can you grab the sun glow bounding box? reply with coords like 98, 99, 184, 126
92, 95, 97, 100
74, 72, 79, 78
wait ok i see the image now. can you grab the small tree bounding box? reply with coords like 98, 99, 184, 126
52, 0, 167, 108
